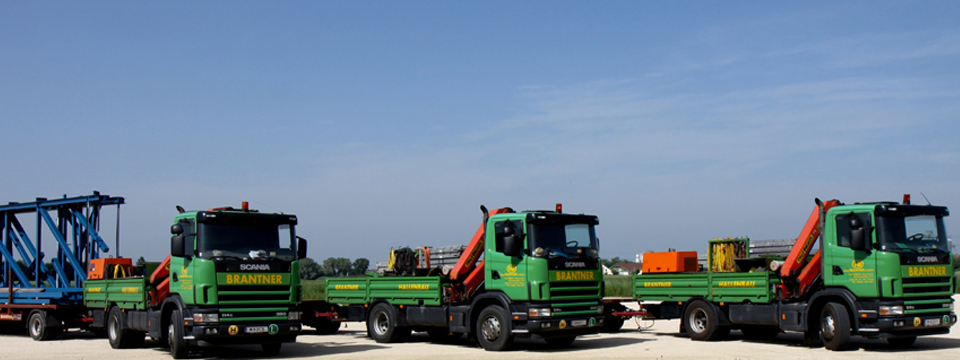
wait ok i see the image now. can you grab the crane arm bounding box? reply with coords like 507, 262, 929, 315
778, 198, 839, 299
449, 206, 514, 298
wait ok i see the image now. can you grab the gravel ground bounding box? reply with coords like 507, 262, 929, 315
2, 296, 957, 360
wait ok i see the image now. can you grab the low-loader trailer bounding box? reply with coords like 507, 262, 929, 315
320, 204, 606, 351
634, 195, 957, 350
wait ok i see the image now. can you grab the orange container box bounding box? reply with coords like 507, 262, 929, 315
642, 251, 698, 273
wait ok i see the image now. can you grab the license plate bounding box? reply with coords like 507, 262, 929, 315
245, 326, 269, 334
924, 319, 940, 326
571, 320, 587, 327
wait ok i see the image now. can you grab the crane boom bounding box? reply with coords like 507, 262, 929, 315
448, 206, 514, 301
778, 198, 839, 299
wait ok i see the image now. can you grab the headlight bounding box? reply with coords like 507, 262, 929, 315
529, 308, 551, 317
288, 311, 302, 321
193, 313, 219, 323
879, 305, 904, 316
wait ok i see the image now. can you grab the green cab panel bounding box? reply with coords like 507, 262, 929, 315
326, 276, 443, 306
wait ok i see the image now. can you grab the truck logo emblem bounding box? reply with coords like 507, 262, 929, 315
917, 256, 937, 263
228, 325, 239, 335
268, 324, 279, 335
851, 260, 864, 269
565, 262, 586, 268
240, 264, 271, 271
505, 264, 518, 274
558, 320, 567, 329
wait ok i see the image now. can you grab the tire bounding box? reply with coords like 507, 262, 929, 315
262, 342, 282, 355
600, 304, 626, 333
108, 307, 130, 348
27, 311, 53, 341
544, 336, 576, 347
168, 309, 189, 359
367, 303, 408, 343
683, 301, 727, 341
819, 302, 851, 351
476, 305, 513, 351
740, 325, 780, 340
887, 336, 917, 348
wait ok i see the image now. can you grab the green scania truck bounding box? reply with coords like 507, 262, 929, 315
633, 196, 956, 350
83, 203, 307, 358
321, 205, 606, 351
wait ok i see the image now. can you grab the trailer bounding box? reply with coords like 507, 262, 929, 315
0, 192, 123, 340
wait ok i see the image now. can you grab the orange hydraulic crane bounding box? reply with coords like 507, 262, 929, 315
447, 205, 514, 302
777, 198, 840, 299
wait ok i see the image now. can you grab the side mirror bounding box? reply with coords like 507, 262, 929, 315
171, 224, 183, 235
850, 228, 866, 251
171, 235, 186, 258
503, 234, 523, 257
297, 236, 308, 260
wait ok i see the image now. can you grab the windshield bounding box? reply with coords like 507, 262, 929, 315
877, 215, 950, 254
528, 223, 599, 259
197, 223, 296, 261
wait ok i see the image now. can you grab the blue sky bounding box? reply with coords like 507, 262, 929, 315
2, 1, 959, 263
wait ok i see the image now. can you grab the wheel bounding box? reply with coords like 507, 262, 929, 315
887, 336, 917, 348
819, 302, 851, 351
740, 325, 780, 340
27, 311, 54, 341
367, 303, 408, 343
262, 342, 282, 355
683, 300, 727, 341
168, 309, 189, 359
600, 304, 626, 333
544, 336, 576, 347
476, 305, 513, 351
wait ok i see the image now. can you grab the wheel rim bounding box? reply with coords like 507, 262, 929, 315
108, 315, 118, 341
480, 315, 501, 342
374, 311, 389, 336
688, 308, 707, 333
30, 316, 41, 337
168, 323, 175, 348
821, 313, 836, 340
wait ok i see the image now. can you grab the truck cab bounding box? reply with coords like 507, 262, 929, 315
167, 208, 306, 353
821, 202, 955, 338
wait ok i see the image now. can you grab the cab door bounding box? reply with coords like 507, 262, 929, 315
824, 212, 879, 297
485, 219, 528, 300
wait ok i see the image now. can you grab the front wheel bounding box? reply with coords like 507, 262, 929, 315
476, 305, 513, 351
168, 309, 189, 359
600, 304, 626, 333
683, 300, 728, 341
819, 302, 851, 351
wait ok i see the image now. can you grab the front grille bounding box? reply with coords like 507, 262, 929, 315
218, 284, 292, 304
549, 281, 600, 299
901, 277, 953, 315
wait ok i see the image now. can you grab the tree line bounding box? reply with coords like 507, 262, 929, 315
299, 257, 370, 280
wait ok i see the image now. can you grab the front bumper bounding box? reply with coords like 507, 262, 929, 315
516, 315, 605, 338
189, 320, 302, 345
858, 313, 957, 338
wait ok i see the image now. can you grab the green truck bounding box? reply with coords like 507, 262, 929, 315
83, 203, 307, 358
634, 196, 957, 350
321, 205, 605, 350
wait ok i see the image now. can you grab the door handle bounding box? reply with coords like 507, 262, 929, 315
491, 270, 500, 280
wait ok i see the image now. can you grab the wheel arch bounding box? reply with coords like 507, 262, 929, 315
468, 291, 512, 335
805, 288, 860, 332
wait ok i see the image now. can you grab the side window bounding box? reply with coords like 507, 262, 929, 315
178, 219, 196, 256
493, 220, 524, 253
835, 212, 871, 248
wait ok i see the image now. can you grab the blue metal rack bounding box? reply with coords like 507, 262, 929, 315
1, 192, 124, 305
